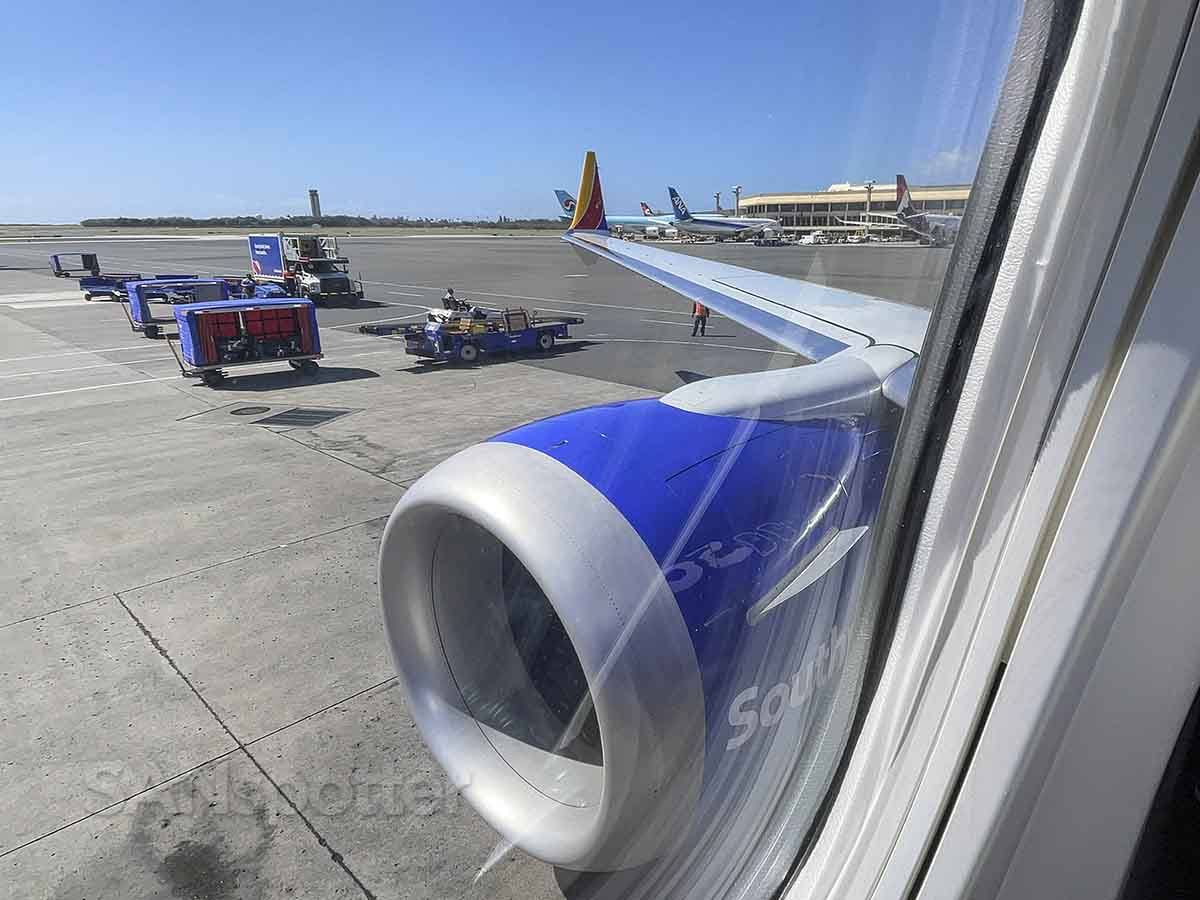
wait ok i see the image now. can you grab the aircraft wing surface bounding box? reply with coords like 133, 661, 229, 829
563, 230, 929, 360
564, 151, 929, 361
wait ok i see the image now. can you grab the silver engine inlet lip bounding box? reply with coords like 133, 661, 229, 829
379, 441, 705, 870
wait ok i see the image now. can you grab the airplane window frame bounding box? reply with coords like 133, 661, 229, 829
769, 0, 1083, 891
783, 1, 1200, 897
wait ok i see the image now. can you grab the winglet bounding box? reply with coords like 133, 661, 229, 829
568, 151, 609, 231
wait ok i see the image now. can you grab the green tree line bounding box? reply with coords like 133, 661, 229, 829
79, 215, 563, 229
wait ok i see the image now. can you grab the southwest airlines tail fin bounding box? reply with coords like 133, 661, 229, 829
568, 151, 609, 231
896, 174, 916, 218
667, 187, 693, 220
554, 190, 578, 217
640, 201, 656, 216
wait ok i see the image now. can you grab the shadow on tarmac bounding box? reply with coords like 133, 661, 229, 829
397, 340, 603, 374
197, 366, 380, 392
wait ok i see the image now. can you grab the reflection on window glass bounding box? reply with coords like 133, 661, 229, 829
1, 1, 1022, 898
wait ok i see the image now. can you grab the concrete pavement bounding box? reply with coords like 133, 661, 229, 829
0, 234, 944, 898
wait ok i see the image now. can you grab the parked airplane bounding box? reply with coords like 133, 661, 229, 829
554, 189, 672, 231
667, 186, 779, 238
839, 173, 963, 246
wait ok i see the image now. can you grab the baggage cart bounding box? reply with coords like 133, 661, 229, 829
167, 297, 322, 386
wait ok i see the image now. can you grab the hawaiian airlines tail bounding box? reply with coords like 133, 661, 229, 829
896, 174, 916, 218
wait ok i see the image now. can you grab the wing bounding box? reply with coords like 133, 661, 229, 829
564, 152, 929, 361
836, 214, 903, 228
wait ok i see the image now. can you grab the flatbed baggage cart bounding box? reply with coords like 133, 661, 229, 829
78, 272, 145, 301
54, 250, 145, 300
390, 307, 583, 364
167, 297, 322, 387
121, 279, 229, 338
109, 274, 197, 303
49, 253, 102, 278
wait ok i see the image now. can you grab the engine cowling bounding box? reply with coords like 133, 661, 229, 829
378, 348, 911, 871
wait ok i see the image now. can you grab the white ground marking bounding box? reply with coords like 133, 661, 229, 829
530, 306, 587, 317
0, 376, 180, 402
362, 280, 704, 319
582, 337, 788, 355
4, 299, 91, 309
330, 313, 426, 329
0, 291, 85, 303
562, 274, 589, 278
0, 343, 386, 387
0, 345, 155, 364
0, 356, 174, 378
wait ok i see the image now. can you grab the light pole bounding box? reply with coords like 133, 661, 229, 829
732, 185, 743, 217
714, 192, 722, 214
863, 179, 875, 241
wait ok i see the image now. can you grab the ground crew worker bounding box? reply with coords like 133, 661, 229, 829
691, 301, 710, 337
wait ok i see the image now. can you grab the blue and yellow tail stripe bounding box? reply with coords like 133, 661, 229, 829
569, 151, 609, 231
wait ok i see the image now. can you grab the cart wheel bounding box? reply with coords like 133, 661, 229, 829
300, 359, 319, 374
201, 371, 224, 387
537, 332, 556, 352
83, 292, 92, 302
458, 342, 480, 364
145, 324, 160, 339
288, 359, 303, 370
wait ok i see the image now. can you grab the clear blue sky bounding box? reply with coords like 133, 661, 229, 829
1, 0, 1021, 222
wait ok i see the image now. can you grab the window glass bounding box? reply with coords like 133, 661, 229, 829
0, 2, 1024, 899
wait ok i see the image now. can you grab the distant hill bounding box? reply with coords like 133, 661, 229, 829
78, 215, 562, 230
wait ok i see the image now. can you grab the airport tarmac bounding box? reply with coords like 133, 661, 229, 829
0, 235, 948, 899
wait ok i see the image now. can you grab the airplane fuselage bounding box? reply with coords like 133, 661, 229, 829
606, 215, 676, 231
674, 216, 778, 238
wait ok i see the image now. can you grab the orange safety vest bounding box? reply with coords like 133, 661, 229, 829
693, 302, 709, 317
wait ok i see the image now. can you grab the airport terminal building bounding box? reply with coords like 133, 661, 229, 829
737, 181, 971, 237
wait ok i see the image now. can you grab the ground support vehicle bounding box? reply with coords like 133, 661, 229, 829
108, 273, 197, 303
167, 297, 322, 387
50, 253, 146, 300
49, 253, 103, 278
120, 279, 228, 338
371, 307, 583, 364
246, 233, 364, 305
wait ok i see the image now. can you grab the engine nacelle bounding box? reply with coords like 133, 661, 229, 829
379, 348, 911, 871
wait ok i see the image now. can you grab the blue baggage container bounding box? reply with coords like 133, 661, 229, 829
173, 297, 321, 372
124, 278, 227, 336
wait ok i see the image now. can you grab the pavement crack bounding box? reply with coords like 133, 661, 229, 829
273, 427, 404, 486
244, 677, 396, 748
113, 594, 379, 900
